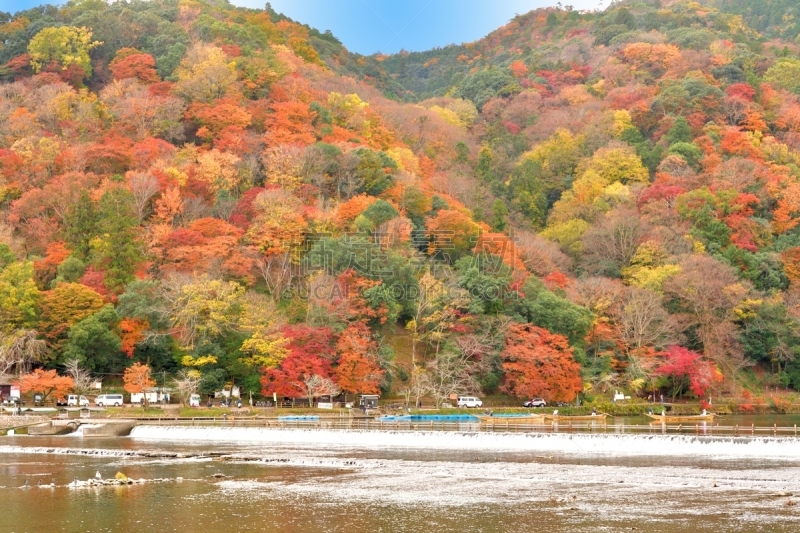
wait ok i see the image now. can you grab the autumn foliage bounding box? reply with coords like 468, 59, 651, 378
17, 369, 74, 403
4, 0, 800, 405
500, 324, 582, 402
109, 51, 160, 84
334, 321, 384, 394
123, 362, 156, 405
655, 346, 722, 399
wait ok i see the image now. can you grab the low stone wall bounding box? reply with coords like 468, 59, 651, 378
81, 422, 136, 436
1, 415, 49, 428
1, 415, 50, 435
28, 420, 79, 435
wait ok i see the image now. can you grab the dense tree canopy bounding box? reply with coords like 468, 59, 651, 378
2, 0, 800, 405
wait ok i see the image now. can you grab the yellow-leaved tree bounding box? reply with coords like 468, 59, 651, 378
262, 145, 303, 190
173, 43, 238, 103
543, 144, 648, 254
540, 219, 591, 257
621, 242, 681, 293
28, 26, 101, 76
611, 110, 634, 138
238, 293, 289, 369
195, 149, 243, 193
577, 144, 650, 185
429, 105, 461, 127
165, 276, 245, 350
327, 92, 368, 126
244, 189, 307, 256
520, 128, 585, 196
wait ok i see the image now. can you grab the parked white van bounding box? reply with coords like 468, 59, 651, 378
67, 395, 89, 407
457, 396, 483, 408
189, 394, 201, 407
95, 394, 124, 407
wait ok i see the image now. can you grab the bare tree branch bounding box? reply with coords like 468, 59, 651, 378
299, 374, 341, 407
64, 358, 94, 395
0, 329, 46, 377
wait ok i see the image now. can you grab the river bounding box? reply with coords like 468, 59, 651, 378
2, 425, 800, 532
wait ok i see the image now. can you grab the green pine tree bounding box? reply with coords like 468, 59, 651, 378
95, 188, 144, 293
65, 190, 99, 261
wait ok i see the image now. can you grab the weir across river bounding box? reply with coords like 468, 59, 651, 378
7, 414, 800, 443
124, 423, 800, 459
120, 415, 800, 439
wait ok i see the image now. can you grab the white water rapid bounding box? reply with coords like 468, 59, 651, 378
130, 425, 800, 458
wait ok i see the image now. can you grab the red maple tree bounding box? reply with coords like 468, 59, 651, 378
655, 346, 722, 400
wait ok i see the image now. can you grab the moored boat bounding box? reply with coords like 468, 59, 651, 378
476, 414, 546, 424
544, 413, 608, 422
646, 413, 715, 423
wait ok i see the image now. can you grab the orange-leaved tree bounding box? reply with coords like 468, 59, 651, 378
123, 362, 156, 406
334, 321, 384, 397
263, 100, 317, 146
109, 50, 161, 83
425, 209, 482, 262
500, 323, 582, 402
17, 369, 74, 403
119, 318, 148, 357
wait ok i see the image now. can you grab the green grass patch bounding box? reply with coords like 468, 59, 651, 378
178, 406, 353, 417
271, 407, 352, 416
180, 407, 241, 418
105, 407, 165, 417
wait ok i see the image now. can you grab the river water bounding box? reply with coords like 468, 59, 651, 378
3, 425, 800, 532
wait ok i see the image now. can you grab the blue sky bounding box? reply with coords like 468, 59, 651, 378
259, 0, 608, 54
5, 0, 609, 55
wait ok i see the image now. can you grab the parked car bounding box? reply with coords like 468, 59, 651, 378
67, 395, 90, 407
457, 396, 483, 408
94, 394, 123, 407
189, 394, 201, 407
523, 398, 547, 408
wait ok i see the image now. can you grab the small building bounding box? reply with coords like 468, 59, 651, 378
214, 384, 240, 399
130, 387, 171, 404
0, 382, 20, 403
613, 390, 630, 402
359, 394, 379, 410
317, 394, 336, 409
59, 407, 106, 419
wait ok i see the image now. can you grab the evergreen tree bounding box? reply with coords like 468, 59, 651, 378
665, 116, 693, 145
491, 199, 509, 232
95, 188, 143, 293
65, 190, 99, 261
476, 146, 498, 184
62, 305, 124, 373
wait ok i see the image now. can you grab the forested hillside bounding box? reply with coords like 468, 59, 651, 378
2, 0, 800, 406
